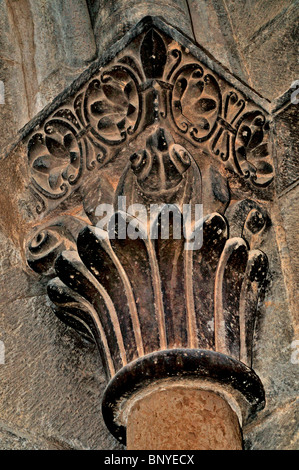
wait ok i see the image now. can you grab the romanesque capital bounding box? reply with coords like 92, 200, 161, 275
22, 17, 274, 447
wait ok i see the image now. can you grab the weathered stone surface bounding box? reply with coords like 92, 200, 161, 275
224, 0, 294, 46
244, 398, 299, 450
188, 0, 249, 82
0, 1, 29, 150
0, 423, 64, 450
274, 103, 299, 196
0, 0, 298, 452
224, 0, 298, 99
127, 387, 242, 450
93, 0, 194, 55
0, 0, 97, 151
276, 185, 299, 321
270, 100, 299, 338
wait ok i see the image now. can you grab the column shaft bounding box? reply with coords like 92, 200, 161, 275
127, 387, 243, 450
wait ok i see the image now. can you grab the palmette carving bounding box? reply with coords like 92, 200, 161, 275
26, 27, 274, 214
84, 67, 141, 144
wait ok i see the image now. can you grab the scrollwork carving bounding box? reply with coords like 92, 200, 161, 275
28, 121, 81, 199
26, 26, 274, 214
25, 215, 87, 275
84, 67, 141, 144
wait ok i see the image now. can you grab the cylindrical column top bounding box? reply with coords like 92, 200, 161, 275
127, 387, 243, 450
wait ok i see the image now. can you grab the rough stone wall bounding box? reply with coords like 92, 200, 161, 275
0, 0, 298, 450
0, 0, 96, 151
188, 0, 298, 99
0, 232, 122, 449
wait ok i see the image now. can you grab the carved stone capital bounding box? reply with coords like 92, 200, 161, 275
21, 18, 273, 447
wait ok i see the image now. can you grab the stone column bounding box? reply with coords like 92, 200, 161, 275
127, 387, 242, 450
101, 349, 264, 448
